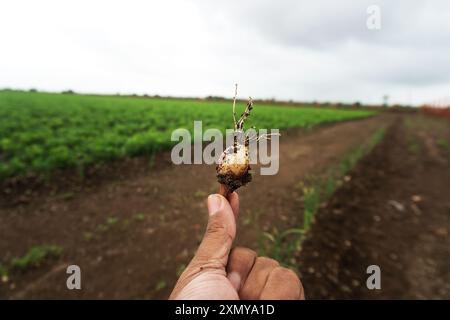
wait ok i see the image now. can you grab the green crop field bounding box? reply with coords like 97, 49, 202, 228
0, 91, 374, 179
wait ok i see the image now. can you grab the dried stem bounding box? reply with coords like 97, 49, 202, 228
237, 97, 253, 130
232, 84, 238, 130
232, 84, 238, 153
255, 132, 281, 142
245, 126, 258, 142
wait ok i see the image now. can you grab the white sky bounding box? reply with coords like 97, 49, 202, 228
1, 0, 449, 106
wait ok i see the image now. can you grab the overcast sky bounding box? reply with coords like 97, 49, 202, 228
1, 0, 449, 106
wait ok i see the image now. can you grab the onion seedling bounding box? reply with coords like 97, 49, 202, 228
216, 84, 280, 197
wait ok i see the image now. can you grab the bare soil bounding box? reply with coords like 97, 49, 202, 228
1, 114, 449, 299
297, 115, 450, 299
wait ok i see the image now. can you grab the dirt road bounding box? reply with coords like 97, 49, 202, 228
0, 115, 391, 299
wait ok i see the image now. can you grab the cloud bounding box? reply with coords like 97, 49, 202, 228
198, 0, 450, 103
201, 0, 450, 49
0, 0, 449, 105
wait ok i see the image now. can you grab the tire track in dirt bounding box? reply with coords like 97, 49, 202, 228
0, 115, 392, 299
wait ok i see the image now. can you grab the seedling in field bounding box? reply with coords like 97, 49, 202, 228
10, 245, 62, 271
133, 213, 146, 222
216, 84, 280, 197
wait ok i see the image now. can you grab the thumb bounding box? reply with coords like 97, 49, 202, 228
192, 194, 236, 269
169, 194, 237, 299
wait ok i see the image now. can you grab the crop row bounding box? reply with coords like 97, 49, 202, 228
0, 91, 374, 179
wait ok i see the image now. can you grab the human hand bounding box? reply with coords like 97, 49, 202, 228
169, 193, 304, 300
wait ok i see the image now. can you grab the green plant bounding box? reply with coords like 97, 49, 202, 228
370, 128, 385, 145
340, 147, 363, 175
194, 190, 207, 198
97, 216, 119, 233
437, 138, 450, 153
408, 138, 420, 154
0, 90, 375, 180
324, 174, 337, 198
133, 213, 145, 222
258, 128, 386, 268
0, 263, 8, 277
259, 227, 305, 268
10, 245, 62, 271
154, 279, 167, 292
83, 232, 94, 241
340, 128, 385, 174
302, 186, 320, 230
106, 217, 119, 226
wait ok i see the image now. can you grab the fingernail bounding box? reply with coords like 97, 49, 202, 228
207, 194, 223, 216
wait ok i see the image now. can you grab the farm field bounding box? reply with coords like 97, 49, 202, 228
0, 113, 388, 299
0, 94, 449, 300
2, 0, 450, 305
0, 91, 374, 180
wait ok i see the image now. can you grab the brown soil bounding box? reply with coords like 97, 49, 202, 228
0, 115, 388, 299
1, 114, 449, 300
298, 115, 450, 299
